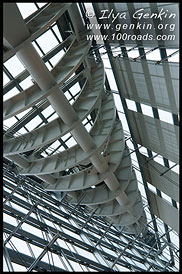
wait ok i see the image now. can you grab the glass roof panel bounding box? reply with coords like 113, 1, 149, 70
166, 49, 179, 62
19, 76, 33, 90
32, 41, 44, 57
113, 93, 124, 111
125, 99, 137, 112
36, 2, 47, 8
16, 107, 32, 119
16, 127, 27, 135
69, 82, 81, 97
64, 90, 72, 101
17, 3, 38, 19
62, 133, 71, 142
47, 112, 58, 122
4, 55, 25, 77
45, 61, 53, 71
65, 136, 77, 148
36, 30, 59, 54
3, 87, 20, 101
52, 24, 63, 42
158, 109, 173, 124
140, 103, 154, 117
3, 72, 10, 86
145, 48, 161, 61
84, 121, 92, 132
41, 105, 54, 118
11, 263, 27, 271
49, 140, 60, 150
127, 48, 139, 59
49, 50, 65, 67
26, 116, 43, 131
3, 117, 18, 128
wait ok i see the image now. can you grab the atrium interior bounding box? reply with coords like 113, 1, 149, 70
3, 2, 179, 272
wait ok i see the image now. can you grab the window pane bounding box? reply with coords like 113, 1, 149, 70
36, 30, 59, 54
26, 116, 42, 131
52, 24, 63, 42
32, 41, 44, 57
20, 76, 33, 90
41, 105, 54, 118
158, 109, 173, 124
3, 87, 19, 101
17, 3, 38, 19
4, 55, 25, 77
11, 263, 27, 271
125, 99, 137, 112
3, 117, 17, 129
10, 236, 31, 256
3, 72, 10, 86
140, 103, 153, 117
36, 3, 47, 8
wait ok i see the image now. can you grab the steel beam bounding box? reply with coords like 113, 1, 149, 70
27, 232, 60, 272
3, 169, 178, 271
6, 248, 66, 272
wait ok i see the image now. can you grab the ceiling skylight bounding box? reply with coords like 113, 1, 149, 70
19, 76, 33, 90
16, 3, 38, 19
3, 72, 10, 86
4, 55, 25, 78
3, 87, 20, 101
36, 30, 60, 54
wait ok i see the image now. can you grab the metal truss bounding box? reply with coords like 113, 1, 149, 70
3, 160, 179, 271
3, 2, 179, 272
3, 2, 148, 235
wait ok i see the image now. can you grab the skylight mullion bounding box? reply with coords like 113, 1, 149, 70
46, 140, 68, 157
159, 48, 179, 64
3, 71, 10, 86
33, 106, 48, 125
3, 69, 30, 95
48, 138, 68, 154
33, 40, 46, 57
58, 138, 69, 150
13, 116, 30, 135
71, 91, 80, 101
34, 3, 40, 10
4, 100, 49, 136
84, 117, 93, 127
3, 66, 23, 93
46, 110, 56, 120
33, 40, 53, 69
31, 135, 68, 159
67, 89, 76, 101
50, 26, 62, 44
17, 3, 38, 20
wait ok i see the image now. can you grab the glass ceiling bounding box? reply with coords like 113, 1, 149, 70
3, 2, 179, 272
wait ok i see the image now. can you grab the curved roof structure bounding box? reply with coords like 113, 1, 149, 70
3, 3, 179, 272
